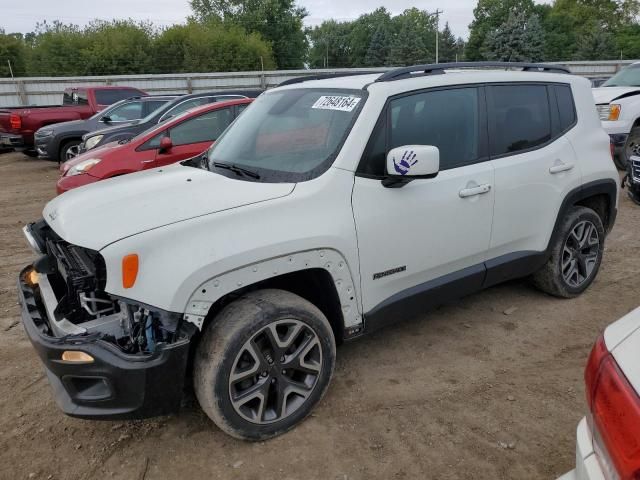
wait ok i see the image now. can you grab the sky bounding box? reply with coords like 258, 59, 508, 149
1, 0, 484, 39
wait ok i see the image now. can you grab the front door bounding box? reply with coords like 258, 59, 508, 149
352, 86, 495, 324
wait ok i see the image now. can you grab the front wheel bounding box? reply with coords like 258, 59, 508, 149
60, 140, 81, 162
194, 289, 336, 440
532, 206, 605, 298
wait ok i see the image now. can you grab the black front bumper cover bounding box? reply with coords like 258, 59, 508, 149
17, 267, 192, 420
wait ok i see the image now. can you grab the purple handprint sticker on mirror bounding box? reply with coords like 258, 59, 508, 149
392, 150, 418, 175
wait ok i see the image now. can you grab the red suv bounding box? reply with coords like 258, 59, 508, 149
57, 98, 252, 194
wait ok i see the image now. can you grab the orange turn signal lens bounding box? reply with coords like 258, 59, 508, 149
61, 351, 94, 363
608, 104, 621, 121
122, 254, 139, 289
24, 268, 39, 286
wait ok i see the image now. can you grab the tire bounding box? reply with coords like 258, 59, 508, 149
59, 140, 81, 162
618, 126, 640, 170
194, 289, 336, 440
532, 206, 605, 298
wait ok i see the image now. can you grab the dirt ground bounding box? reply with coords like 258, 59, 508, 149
0, 151, 638, 480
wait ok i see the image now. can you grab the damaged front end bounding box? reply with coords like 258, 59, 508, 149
17, 220, 195, 419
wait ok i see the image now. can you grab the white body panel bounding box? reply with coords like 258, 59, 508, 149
352, 162, 494, 312
488, 136, 581, 257
99, 167, 362, 315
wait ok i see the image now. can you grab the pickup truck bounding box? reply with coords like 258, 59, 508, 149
0, 86, 146, 156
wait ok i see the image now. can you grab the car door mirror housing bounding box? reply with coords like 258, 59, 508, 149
383, 145, 440, 188
100, 116, 111, 123
159, 137, 173, 152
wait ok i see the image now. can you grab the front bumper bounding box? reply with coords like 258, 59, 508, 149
557, 418, 605, 480
17, 266, 191, 420
56, 173, 99, 194
34, 136, 54, 159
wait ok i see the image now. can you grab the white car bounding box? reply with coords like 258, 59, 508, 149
18, 62, 619, 440
592, 62, 640, 170
558, 307, 640, 480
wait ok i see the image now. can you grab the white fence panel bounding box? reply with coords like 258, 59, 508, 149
0, 62, 636, 107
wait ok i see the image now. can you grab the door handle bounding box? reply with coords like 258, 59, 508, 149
141, 159, 155, 164
459, 183, 492, 198
549, 162, 575, 174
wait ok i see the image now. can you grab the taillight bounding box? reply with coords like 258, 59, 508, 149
9, 113, 21, 130
588, 337, 640, 480
585, 334, 609, 410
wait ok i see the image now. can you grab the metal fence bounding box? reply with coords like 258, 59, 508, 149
0, 61, 636, 107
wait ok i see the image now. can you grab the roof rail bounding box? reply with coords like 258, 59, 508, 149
375, 62, 571, 82
277, 71, 385, 87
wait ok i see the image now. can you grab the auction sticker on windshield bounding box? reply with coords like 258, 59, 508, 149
312, 96, 361, 112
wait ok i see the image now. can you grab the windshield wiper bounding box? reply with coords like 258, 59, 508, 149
213, 162, 261, 179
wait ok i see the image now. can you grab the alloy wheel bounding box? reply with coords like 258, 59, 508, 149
561, 220, 600, 288
65, 145, 80, 160
228, 319, 323, 424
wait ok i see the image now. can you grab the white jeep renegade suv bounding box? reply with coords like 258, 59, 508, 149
18, 62, 619, 440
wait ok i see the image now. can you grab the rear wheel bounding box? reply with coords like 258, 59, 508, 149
194, 289, 336, 440
60, 140, 81, 162
532, 206, 605, 298
618, 126, 640, 170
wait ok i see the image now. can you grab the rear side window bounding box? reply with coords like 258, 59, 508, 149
144, 100, 169, 116
487, 85, 551, 156
95, 89, 140, 106
63, 90, 88, 105
359, 87, 480, 176
554, 85, 577, 132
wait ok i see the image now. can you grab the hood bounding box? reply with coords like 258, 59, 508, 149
43, 119, 86, 133
85, 121, 138, 140
44, 164, 295, 251
592, 86, 640, 104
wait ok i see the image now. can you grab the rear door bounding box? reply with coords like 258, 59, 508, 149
486, 83, 582, 271
154, 107, 234, 166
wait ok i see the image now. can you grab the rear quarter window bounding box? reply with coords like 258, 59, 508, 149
554, 85, 577, 132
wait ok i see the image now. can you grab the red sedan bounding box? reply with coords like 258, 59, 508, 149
57, 98, 252, 194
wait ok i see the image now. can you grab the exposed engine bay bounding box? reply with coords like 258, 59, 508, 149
25, 220, 185, 355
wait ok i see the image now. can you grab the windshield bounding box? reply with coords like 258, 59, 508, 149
602, 66, 640, 87
206, 88, 366, 182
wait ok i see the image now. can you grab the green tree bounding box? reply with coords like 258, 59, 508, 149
388, 8, 437, 66
364, 25, 391, 67
189, 0, 308, 69
0, 31, 27, 77
615, 24, 640, 59
482, 10, 545, 62
573, 22, 616, 60
307, 20, 353, 68
154, 21, 275, 73
348, 7, 393, 67
438, 22, 459, 62
466, 0, 536, 60
82, 20, 155, 75
27, 21, 87, 76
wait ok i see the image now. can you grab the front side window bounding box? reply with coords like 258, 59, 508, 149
359, 87, 480, 176
170, 108, 233, 146
108, 101, 143, 121
487, 85, 551, 156
207, 89, 366, 182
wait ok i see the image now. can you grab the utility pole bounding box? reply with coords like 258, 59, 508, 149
429, 9, 443, 64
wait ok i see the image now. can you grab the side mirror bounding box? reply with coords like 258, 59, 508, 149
159, 136, 173, 153
383, 145, 440, 188
100, 115, 111, 123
